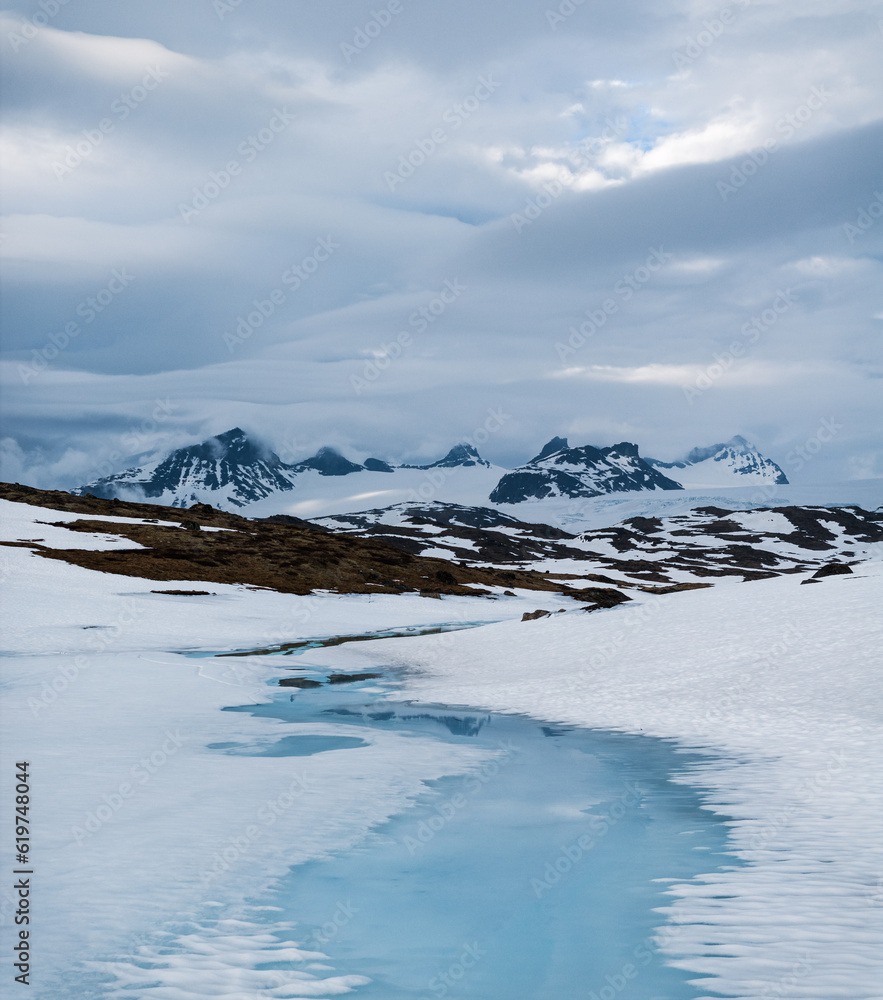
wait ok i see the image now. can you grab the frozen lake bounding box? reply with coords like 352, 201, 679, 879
206, 635, 738, 999
12, 623, 739, 999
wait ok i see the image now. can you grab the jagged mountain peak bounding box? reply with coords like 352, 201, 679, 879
490, 439, 681, 503
422, 443, 491, 469
77, 427, 297, 508
530, 437, 569, 463
605, 441, 640, 458
215, 426, 247, 443
199, 427, 278, 464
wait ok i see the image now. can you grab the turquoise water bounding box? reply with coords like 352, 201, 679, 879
219, 672, 737, 999
206, 733, 368, 755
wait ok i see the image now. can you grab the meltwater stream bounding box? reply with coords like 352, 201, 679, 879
209, 623, 739, 1000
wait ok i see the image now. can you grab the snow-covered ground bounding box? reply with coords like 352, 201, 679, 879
240, 470, 882, 533
238, 464, 508, 520
1, 497, 882, 998
343, 567, 883, 999
1, 500, 542, 998
494, 479, 883, 533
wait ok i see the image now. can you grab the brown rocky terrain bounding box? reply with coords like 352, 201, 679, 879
0, 482, 628, 607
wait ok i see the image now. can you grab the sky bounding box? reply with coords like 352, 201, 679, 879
0, 0, 881, 488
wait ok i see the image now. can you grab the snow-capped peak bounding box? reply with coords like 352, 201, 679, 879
489, 440, 682, 503
423, 443, 491, 469
647, 436, 788, 487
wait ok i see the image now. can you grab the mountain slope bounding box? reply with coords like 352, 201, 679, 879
407, 443, 491, 470
77, 429, 494, 511
313, 499, 883, 589
648, 435, 788, 487
489, 439, 683, 503
77, 428, 302, 508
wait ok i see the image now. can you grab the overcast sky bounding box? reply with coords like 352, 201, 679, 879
1, 0, 881, 487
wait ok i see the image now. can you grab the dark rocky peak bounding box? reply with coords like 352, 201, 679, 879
422, 444, 490, 469
364, 458, 395, 473
297, 447, 364, 477
530, 437, 569, 463
166, 427, 277, 467
604, 442, 640, 459
489, 438, 682, 503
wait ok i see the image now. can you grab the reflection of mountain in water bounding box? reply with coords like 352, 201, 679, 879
409, 713, 491, 737
541, 725, 575, 738
326, 706, 491, 737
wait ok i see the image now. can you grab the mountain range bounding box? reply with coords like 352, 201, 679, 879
76, 428, 788, 513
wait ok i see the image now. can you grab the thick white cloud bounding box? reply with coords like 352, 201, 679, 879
0, 1, 881, 487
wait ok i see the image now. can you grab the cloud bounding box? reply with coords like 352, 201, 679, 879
0, 0, 881, 489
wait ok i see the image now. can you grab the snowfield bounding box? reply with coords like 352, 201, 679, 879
1, 497, 882, 999
353, 566, 883, 999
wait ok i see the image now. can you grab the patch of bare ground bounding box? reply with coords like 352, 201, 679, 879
0, 483, 628, 605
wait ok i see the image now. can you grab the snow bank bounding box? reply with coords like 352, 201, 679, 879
349, 565, 883, 999
0, 500, 544, 996
3, 496, 881, 998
